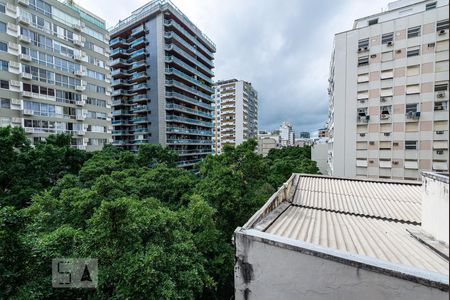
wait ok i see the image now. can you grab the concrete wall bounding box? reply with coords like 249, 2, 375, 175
421, 172, 449, 244
235, 230, 448, 300
312, 143, 329, 175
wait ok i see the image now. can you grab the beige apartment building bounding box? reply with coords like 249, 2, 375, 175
213, 79, 258, 154
328, 0, 449, 180
0, 0, 111, 150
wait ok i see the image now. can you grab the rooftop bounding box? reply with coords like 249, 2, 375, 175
240, 174, 449, 290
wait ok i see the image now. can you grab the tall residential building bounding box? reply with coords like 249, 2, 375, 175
328, 0, 449, 180
212, 79, 258, 154
279, 121, 295, 147
0, 0, 112, 150
109, 0, 215, 167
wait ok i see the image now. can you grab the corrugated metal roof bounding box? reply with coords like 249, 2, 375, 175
293, 176, 422, 223
265, 206, 449, 275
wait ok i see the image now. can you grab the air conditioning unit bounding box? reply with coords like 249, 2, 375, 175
76, 130, 86, 136
18, 0, 28, 6
387, 41, 393, 46
370, 54, 377, 58
437, 92, 446, 98
24, 127, 34, 133
369, 160, 374, 163
75, 85, 85, 92
19, 35, 31, 43
415, 111, 421, 118
369, 141, 375, 145
357, 48, 363, 52
76, 115, 85, 121
11, 99, 21, 105
76, 100, 86, 106
21, 91, 32, 98
364, 46, 369, 51
380, 114, 390, 120
365, 115, 370, 121
380, 97, 387, 102
72, 39, 84, 47
439, 29, 447, 36
20, 53, 32, 61
437, 150, 444, 154
393, 161, 399, 165
436, 130, 444, 134
22, 109, 33, 115
396, 50, 402, 54
393, 142, 399, 146
20, 72, 32, 80
384, 132, 391, 136
73, 70, 84, 77
359, 99, 366, 103
428, 43, 435, 48
72, 24, 82, 31
359, 133, 366, 137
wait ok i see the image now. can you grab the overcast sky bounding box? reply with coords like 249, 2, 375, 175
77, 0, 391, 133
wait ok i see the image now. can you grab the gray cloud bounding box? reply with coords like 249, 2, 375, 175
77, 0, 391, 132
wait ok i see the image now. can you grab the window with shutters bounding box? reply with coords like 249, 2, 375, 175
407, 26, 421, 38
382, 32, 394, 44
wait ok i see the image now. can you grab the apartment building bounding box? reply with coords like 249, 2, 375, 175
279, 121, 295, 147
328, 0, 449, 180
0, 0, 111, 150
212, 79, 258, 154
109, 0, 215, 167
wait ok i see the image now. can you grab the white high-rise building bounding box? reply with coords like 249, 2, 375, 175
279, 122, 295, 147
328, 0, 449, 180
213, 79, 258, 154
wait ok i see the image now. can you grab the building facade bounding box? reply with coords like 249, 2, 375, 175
212, 79, 258, 154
0, 0, 111, 150
328, 0, 449, 180
279, 121, 295, 147
257, 130, 280, 156
109, 0, 215, 167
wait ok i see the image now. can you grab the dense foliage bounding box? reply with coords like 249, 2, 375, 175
0, 127, 318, 299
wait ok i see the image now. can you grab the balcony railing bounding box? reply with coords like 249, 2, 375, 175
167, 126, 213, 136
165, 79, 212, 101
165, 31, 213, 67
165, 67, 213, 93
166, 103, 213, 118
165, 43, 214, 76
165, 55, 212, 84
167, 139, 213, 145
130, 36, 146, 47
166, 114, 213, 127
176, 159, 202, 167
165, 90, 211, 110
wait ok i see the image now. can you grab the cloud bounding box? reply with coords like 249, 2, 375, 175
76, 0, 391, 132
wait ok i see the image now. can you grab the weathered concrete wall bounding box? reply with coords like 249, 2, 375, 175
311, 143, 328, 175
235, 230, 448, 300
422, 172, 449, 244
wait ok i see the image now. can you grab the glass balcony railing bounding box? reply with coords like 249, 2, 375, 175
112, 120, 132, 125
165, 68, 213, 93
129, 48, 146, 59
110, 37, 128, 46
131, 105, 150, 112
130, 61, 147, 71
132, 116, 148, 123
110, 58, 129, 66
111, 69, 131, 76
164, 20, 214, 59
130, 36, 145, 47
165, 55, 212, 84
166, 115, 213, 127
112, 130, 132, 135
131, 94, 149, 102
165, 80, 212, 102
165, 44, 214, 76
111, 79, 130, 86
166, 103, 213, 118
111, 48, 129, 56
167, 139, 213, 145
112, 109, 132, 115
134, 127, 150, 133
176, 159, 202, 167
130, 83, 148, 92
131, 25, 145, 36
130, 72, 147, 80
112, 89, 132, 96
165, 90, 211, 110
167, 127, 213, 136
174, 149, 213, 155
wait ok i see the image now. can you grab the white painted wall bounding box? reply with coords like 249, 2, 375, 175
421, 172, 449, 244
312, 143, 329, 175
235, 230, 448, 300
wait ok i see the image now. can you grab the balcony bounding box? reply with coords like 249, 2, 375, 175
167, 127, 213, 136
130, 36, 146, 48
130, 61, 147, 72
129, 48, 146, 61
113, 109, 132, 116
111, 79, 131, 87
134, 127, 150, 134
132, 116, 149, 124
110, 58, 130, 68
167, 138, 213, 145
112, 89, 132, 97
405, 111, 421, 121
111, 48, 129, 58
165, 55, 212, 84
130, 72, 148, 83
131, 26, 145, 37
165, 91, 211, 110
131, 104, 150, 113
112, 130, 133, 135
111, 69, 131, 78
112, 119, 133, 126
110, 37, 129, 48
165, 43, 214, 76
166, 103, 213, 119
131, 94, 149, 103
166, 114, 213, 127
164, 20, 214, 59
165, 67, 213, 94
165, 79, 212, 102
176, 159, 202, 167
130, 83, 148, 93
175, 148, 212, 156
164, 31, 214, 67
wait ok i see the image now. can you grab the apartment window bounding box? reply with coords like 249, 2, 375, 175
358, 38, 369, 49
87, 69, 105, 81
381, 88, 393, 97
436, 60, 449, 72
0, 21, 5, 33
405, 160, 419, 169
407, 46, 420, 57
358, 56, 369, 66
406, 84, 420, 94
380, 105, 392, 116
407, 26, 421, 38
379, 159, 392, 168
381, 69, 393, 79
86, 97, 107, 107
435, 82, 449, 91
368, 19, 378, 26
357, 73, 369, 83
426, 2, 437, 10
405, 141, 417, 150
0, 117, 10, 127
381, 51, 393, 62
0, 59, 8, 71
0, 42, 6, 52
0, 3, 5, 13
0, 98, 10, 109
436, 19, 449, 31
436, 40, 450, 52
0, 80, 9, 90
435, 101, 448, 111
382, 32, 394, 44
406, 103, 418, 113
380, 141, 391, 150
29, 0, 52, 17
406, 65, 420, 76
